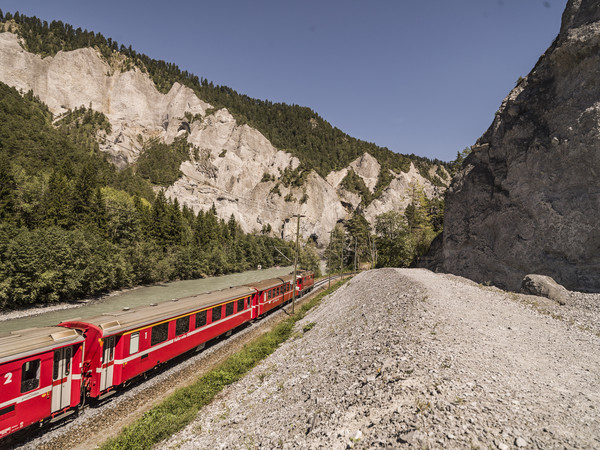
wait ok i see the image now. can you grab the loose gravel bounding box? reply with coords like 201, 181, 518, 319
161, 268, 600, 449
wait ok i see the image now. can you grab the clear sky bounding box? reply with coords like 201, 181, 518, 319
0, 0, 567, 162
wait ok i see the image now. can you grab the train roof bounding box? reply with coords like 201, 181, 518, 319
0, 326, 84, 364
244, 271, 314, 291
245, 275, 293, 291
61, 285, 256, 337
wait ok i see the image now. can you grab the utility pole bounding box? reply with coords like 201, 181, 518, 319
354, 237, 357, 273
328, 229, 333, 288
291, 214, 305, 314
340, 228, 344, 280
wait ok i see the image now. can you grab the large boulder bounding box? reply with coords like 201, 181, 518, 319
520, 274, 570, 305
439, 0, 600, 292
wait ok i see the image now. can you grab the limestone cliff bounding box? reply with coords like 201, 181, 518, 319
440, 0, 600, 291
0, 31, 447, 245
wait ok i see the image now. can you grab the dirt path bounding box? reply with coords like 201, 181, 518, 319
162, 269, 600, 449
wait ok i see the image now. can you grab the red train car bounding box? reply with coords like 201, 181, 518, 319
59, 286, 256, 398
245, 272, 315, 317
297, 271, 315, 296
0, 327, 84, 438
246, 276, 294, 318
0, 271, 315, 441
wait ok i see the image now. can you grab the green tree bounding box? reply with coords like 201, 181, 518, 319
73, 162, 98, 224
325, 224, 346, 274
450, 147, 472, 176
374, 211, 414, 268
346, 211, 372, 269
0, 154, 16, 223
44, 170, 73, 228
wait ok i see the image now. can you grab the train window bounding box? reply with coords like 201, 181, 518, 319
151, 322, 169, 346
21, 359, 40, 393
53, 350, 60, 380
176, 317, 189, 336
196, 310, 207, 328
226, 302, 234, 317
130, 332, 140, 354
212, 305, 222, 321
237, 298, 244, 311
0, 405, 14, 416
65, 346, 72, 376
267, 290, 271, 300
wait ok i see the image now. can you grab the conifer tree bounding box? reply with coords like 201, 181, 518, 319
0, 154, 16, 223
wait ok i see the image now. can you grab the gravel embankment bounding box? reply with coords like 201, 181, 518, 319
162, 268, 600, 449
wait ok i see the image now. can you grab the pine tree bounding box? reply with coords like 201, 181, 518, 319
73, 162, 97, 224
0, 154, 16, 223
44, 170, 73, 228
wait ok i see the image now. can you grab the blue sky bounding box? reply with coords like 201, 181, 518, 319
1, 0, 566, 162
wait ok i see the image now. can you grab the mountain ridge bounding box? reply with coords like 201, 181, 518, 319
0, 11, 448, 182
0, 14, 449, 245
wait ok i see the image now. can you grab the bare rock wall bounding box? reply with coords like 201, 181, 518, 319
441, 0, 600, 291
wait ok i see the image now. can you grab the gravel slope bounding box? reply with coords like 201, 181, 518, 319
162, 268, 600, 449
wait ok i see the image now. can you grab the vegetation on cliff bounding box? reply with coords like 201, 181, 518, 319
325, 182, 444, 272
0, 10, 448, 191
0, 82, 319, 308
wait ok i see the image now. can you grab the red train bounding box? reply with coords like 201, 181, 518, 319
0, 271, 314, 440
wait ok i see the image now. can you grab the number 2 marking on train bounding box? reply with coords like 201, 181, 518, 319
4, 372, 12, 384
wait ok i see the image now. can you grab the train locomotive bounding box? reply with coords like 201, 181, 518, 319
0, 271, 314, 440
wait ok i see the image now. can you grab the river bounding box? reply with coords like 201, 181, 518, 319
0, 266, 293, 333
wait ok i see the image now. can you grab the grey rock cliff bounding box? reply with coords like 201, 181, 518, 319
440, 0, 600, 291
0, 31, 447, 245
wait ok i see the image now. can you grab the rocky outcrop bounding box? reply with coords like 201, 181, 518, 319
440, 0, 600, 292
0, 31, 447, 245
365, 163, 443, 224
0, 32, 210, 167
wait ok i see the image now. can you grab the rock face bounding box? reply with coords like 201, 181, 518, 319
0, 32, 210, 168
0, 31, 447, 245
440, 0, 600, 292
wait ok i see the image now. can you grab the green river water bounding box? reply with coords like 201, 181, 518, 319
0, 266, 293, 333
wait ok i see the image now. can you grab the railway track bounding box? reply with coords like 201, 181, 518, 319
13, 275, 347, 450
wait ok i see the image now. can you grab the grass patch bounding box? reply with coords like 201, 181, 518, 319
101, 280, 347, 450
302, 322, 316, 333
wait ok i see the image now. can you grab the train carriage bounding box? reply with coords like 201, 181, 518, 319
0, 270, 315, 442
297, 271, 315, 296
245, 276, 294, 318
59, 286, 256, 398
0, 327, 84, 438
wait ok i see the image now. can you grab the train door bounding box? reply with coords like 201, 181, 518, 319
251, 292, 261, 319
99, 335, 115, 391
51, 346, 73, 413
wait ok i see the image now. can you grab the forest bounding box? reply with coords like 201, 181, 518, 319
0, 11, 449, 308
324, 182, 444, 275
0, 82, 319, 308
